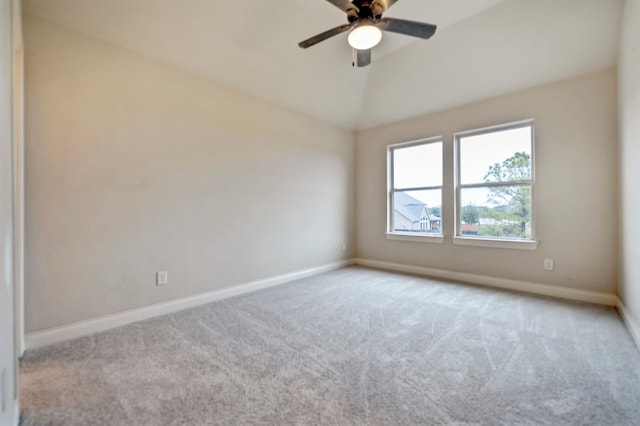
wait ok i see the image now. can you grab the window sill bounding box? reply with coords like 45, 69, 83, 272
452, 236, 538, 251
386, 232, 445, 244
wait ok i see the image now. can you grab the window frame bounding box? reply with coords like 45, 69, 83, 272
387, 136, 445, 244
453, 120, 538, 250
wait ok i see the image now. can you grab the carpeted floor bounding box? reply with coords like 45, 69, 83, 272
20, 266, 640, 425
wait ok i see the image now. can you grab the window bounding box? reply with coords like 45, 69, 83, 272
455, 121, 535, 244
388, 138, 443, 241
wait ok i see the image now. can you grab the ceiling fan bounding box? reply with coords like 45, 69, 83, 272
298, 0, 437, 68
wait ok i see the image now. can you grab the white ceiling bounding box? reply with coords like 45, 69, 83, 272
24, 0, 623, 130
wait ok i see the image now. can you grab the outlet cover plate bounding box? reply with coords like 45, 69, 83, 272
157, 271, 168, 285
544, 259, 554, 271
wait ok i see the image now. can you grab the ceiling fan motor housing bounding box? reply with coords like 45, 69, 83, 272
348, 1, 384, 22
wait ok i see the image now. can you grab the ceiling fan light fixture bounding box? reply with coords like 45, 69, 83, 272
348, 24, 383, 50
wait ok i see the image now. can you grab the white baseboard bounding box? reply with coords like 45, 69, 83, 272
25, 259, 355, 350
18, 334, 24, 357
616, 297, 640, 351
354, 258, 617, 307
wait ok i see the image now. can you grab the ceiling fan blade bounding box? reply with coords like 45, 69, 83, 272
377, 17, 437, 39
371, 0, 399, 13
298, 23, 354, 49
353, 48, 371, 68
325, 0, 358, 13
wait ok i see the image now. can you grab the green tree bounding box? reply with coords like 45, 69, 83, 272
484, 152, 531, 237
428, 206, 441, 218
461, 204, 479, 224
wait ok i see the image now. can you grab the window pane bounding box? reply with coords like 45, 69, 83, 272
392, 190, 442, 234
460, 186, 531, 239
393, 142, 442, 189
459, 126, 532, 185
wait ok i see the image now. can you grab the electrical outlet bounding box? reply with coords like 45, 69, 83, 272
156, 271, 168, 286
544, 259, 554, 271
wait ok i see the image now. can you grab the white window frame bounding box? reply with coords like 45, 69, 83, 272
453, 120, 538, 250
387, 137, 444, 244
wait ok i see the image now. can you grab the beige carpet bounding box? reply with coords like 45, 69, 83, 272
20, 267, 640, 425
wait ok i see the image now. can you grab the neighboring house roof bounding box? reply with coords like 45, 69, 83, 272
394, 192, 430, 223
461, 224, 478, 232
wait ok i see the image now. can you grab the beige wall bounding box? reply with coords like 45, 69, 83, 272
1, 0, 18, 422
24, 15, 355, 332
356, 69, 618, 294
619, 0, 640, 324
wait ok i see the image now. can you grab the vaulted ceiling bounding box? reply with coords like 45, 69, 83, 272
24, 0, 623, 130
